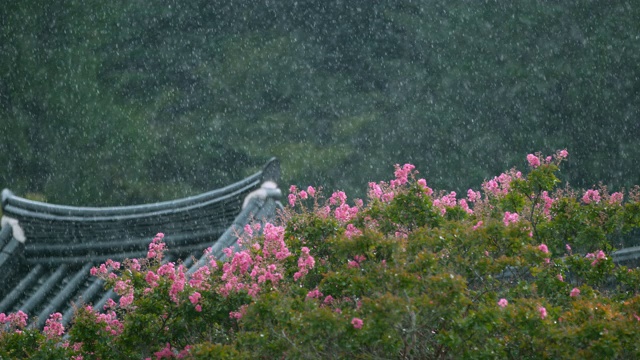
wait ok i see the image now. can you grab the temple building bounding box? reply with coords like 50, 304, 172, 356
0, 159, 282, 329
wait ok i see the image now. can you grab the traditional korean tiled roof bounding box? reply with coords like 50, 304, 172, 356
0, 158, 282, 329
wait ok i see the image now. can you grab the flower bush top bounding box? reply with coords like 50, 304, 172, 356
2, 149, 640, 359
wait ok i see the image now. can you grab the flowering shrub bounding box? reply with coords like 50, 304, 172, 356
2, 150, 640, 359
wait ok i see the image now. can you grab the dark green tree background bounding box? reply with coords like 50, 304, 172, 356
1, 1, 638, 205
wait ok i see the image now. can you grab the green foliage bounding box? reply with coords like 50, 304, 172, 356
2, 153, 640, 359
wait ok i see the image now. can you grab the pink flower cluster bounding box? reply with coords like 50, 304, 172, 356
433, 191, 458, 215
218, 223, 292, 298
86, 306, 124, 336
229, 305, 248, 320
263, 223, 291, 261
538, 243, 551, 264
90, 259, 121, 277
483, 171, 520, 198
288, 185, 317, 207
540, 191, 556, 219
539, 306, 547, 319
391, 163, 415, 188
188, 266, 212, 291
586, 250, 606, 266
294, 246, 316, 281
609, 192, 624, 205
503, 212, 520, 226
306, 288, 323, 300
148, 233, 166, 260
344, 223, 363, 239
557, 149, 569, 159
467, 189, 481, 203
527, 154, 541, 168
0, 310, 28, 331
417, 178, 434, 196
329, 191, 347, 206
538, 244, 549, 254
582, 189, 601, 204
114, 279, 135, 307
150, 342, 191, 359
189, 292, 202, 312
498, 298, 508, 308
43, 312, 64, 339
351, 317, 364, 329
348, 254, 366, 269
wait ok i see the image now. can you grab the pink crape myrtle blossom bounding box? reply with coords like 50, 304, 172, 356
114, 279, 135, 307
154, 343, 174, 359
539, 306, 548, 319
315, 205, 331, 219
416, 178, 434, 196
472, 221, 483, 230
323, 295, 334, 305
147, 233, 166, 260
103, 298, 117, 311
498, 298, 508, 308
263, 223, 291, 261
557, 274, 564, 282
459, 199, 473, 214
329, 191, 347, 206
43, 312, 64, 339
288, 193, 296, 207
381, 191, 395, 202
558, 149, 569, 159
433, 192, 457, 215
189, 292, 201, 305
334, 203, 359, 223
188, 266, 211, 291
609, 192, 624, 205
146, 271, 160, 288
92, 308, 124, 336
294, 247, 315, 281
503, 212, 519, 226
538, 244, 549, 254
0, 310, 28, 332
230, 305, 248, 320
527, 154, 541, 168
540, 191, 555, 219
483, 179, 500, 197
91, 259, 121, 277
391, 163, 415, 188
351, 317, 364, 329
482, 172, 514, 198
368, 182, 383, 200
242, 224, 254, 240
307, 186, 316, 197
570, 288, 580, 297
128, 259, 141, 272
582, 189, 601, 204
587, 250, 607, 266
306, 288, 323, 299
467, 189, 481, 203
344, 223, 362, 239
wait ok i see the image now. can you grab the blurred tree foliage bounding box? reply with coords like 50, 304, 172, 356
1, 0, 638, 205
